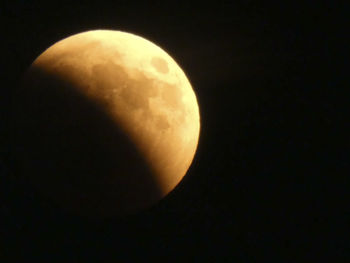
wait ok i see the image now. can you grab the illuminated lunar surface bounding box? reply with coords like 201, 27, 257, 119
12, 30, 200, 217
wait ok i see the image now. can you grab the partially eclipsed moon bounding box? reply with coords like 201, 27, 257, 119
12, 30, 200, 217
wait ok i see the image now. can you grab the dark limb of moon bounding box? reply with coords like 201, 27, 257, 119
11, 66, 163, 218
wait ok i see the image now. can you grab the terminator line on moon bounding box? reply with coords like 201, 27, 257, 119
12, 30, 200, 217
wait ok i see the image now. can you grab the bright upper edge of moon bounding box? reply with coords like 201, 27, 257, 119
30, 29, 200, 197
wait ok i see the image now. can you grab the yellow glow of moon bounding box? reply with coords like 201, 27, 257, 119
12, 30, 200, 217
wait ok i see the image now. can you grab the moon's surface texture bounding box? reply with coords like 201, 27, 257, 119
12, 30, 200, 217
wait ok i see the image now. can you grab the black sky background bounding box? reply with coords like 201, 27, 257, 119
0, 1, 347, 261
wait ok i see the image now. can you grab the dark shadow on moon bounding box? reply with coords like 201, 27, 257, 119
10, 65, 164, 219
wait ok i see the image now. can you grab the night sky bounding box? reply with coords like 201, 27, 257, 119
1, 1, 347, 261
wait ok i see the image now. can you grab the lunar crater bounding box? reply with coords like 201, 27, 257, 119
155, 115, 171, 130
151, 57, 169, 74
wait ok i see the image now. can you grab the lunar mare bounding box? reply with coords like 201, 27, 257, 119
12, 30, 200, 217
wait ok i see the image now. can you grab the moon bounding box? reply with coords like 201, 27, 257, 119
11, 30, 200, 217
